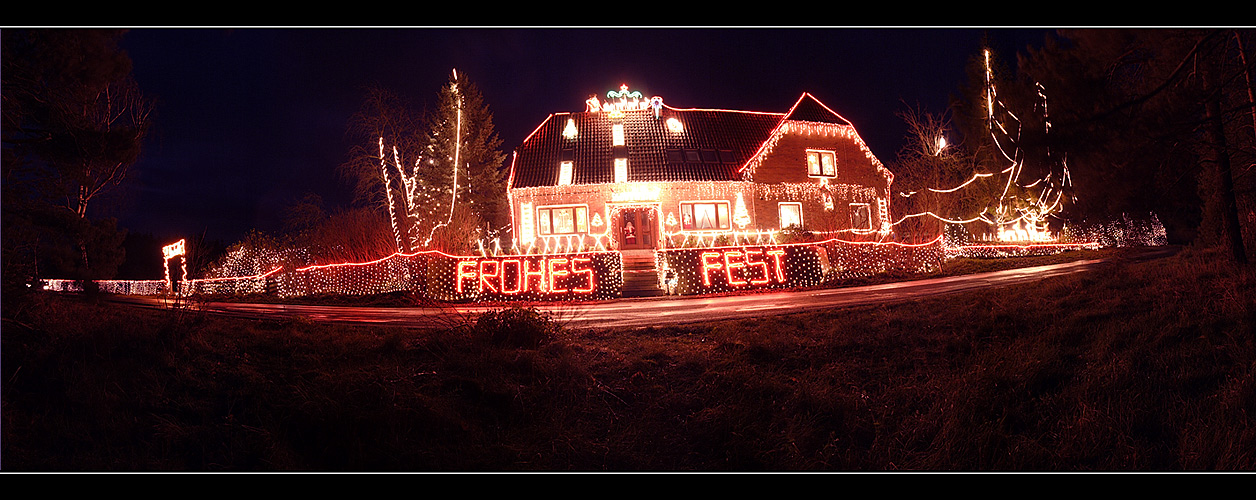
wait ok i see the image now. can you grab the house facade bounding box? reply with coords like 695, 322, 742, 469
507, 86, 895, 253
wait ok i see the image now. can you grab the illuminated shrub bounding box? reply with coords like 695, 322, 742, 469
777, 227, 820, 244
1060, 213, 1168, 248
816, 238, 945, 281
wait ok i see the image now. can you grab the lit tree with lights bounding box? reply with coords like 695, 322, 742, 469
343, 87, 427, 253
897, 44, 1073, 244
343, 71, 507, 255
422, 70, 508, 249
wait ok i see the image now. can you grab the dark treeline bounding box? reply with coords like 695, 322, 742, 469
895, 29, 1255, 260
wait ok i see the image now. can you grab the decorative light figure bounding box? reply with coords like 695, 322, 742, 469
733, 192, 751, 229
162, 239, 187, 295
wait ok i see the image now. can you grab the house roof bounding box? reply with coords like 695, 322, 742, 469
508, 93, 853, 189
783, 93, 852, 126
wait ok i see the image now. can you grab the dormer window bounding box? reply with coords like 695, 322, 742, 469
666, 117, 683, 133
614, 158, 628, 183
807, 150, 836, 178
612, 124, 625, 146
558, 161, 573, 185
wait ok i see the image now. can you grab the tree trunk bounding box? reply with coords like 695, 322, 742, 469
1204, 82, 1248, 264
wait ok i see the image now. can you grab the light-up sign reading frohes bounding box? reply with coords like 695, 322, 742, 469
452, 252, 618, 300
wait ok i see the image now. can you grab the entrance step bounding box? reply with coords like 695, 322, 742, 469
620, 250, 665, 297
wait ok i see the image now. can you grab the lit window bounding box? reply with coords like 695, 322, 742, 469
779, 203, 803, 229
537, 206, 590, 235
679, 201, 731, 231
563, 118, 577, 139
520, 202, 535, 244
612, 123, 625, 146
850, 203, 871, 230
558, 161, 573, 185
807, 150, 836, 178
666, 117, 683, 133
615, 158, 627, 183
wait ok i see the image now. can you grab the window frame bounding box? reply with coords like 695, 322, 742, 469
678, 200, 732, 231
614, 158, 628, 183
778, 202, 803, 230
557, 160, 573, 186
807, 149, 837, 178
612, 123, 625, 146
536, 204, 590, 236
849, 203, 872, 231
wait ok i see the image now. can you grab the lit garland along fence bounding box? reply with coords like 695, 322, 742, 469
817, 234, 946, 281
278, 251, 436, 299
944, 241, 1102, 259
1059, 213, 1169, 249
41, 279, 167, 295
941, 213, 1165, 259
655, 235, 946, 295
39, 250, 623, 302
45, 219, 1159, 300
187, 267, 282, 296
276, 249, 624, 302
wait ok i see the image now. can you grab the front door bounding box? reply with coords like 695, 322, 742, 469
619, 208, 655, 250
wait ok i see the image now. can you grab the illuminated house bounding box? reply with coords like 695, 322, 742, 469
507, 85, 895, 252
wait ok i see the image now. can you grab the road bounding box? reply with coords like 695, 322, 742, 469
109, 247, 1173, 330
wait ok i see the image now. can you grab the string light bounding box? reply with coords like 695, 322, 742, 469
162, 239, 188, 296
44, 83, 1164, 303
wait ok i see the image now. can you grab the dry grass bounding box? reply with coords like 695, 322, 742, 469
3, 247, 1253, 470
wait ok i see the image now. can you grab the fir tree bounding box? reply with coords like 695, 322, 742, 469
422, 70, 508, 246
343, 71, 507, 254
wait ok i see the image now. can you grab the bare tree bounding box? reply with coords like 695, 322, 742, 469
3, 29, 152, 278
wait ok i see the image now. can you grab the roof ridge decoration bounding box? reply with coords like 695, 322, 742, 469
586, 84, 664, 117
659, 106, 786, 117
784, 92, 852, 125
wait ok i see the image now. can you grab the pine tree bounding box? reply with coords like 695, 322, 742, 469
3, 29, 149, 282
342, 72, 507, 254
422, 70, 508, 246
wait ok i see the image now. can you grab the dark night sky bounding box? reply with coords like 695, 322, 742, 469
113, 28, 1054, 246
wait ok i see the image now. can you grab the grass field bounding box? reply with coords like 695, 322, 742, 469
3, 246, 1253, 470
